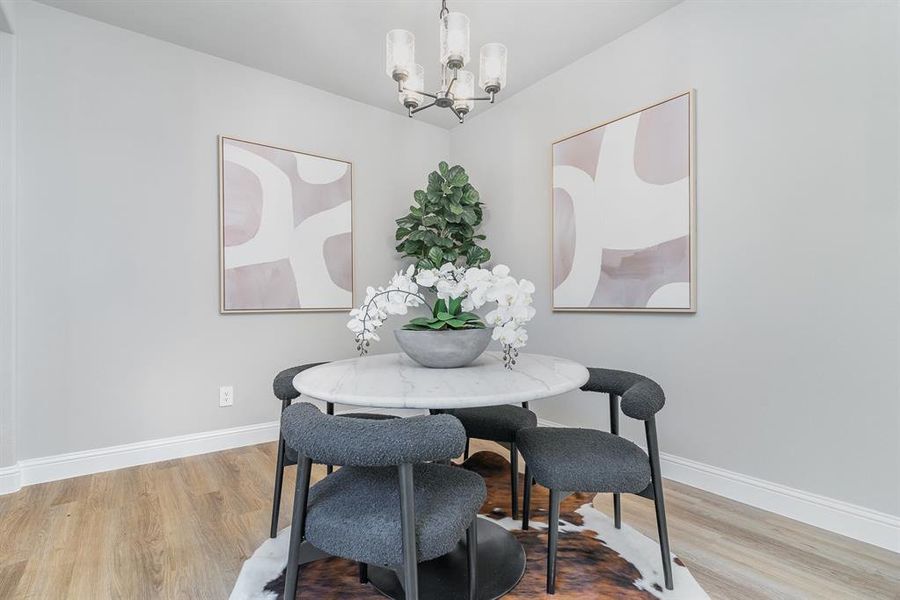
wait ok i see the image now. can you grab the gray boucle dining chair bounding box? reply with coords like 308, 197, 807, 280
518, 368, 674, 593
281, 402, 486, 600
439, 403, 537, 519
270, 363, 397, 538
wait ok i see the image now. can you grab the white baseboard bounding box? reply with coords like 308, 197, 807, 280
537, 418, 900, 553
0, 462, 20, 495
1, 421, 280, 495
2, 416, 896, 554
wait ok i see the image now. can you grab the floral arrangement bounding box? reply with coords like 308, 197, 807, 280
347, 263, 536, 368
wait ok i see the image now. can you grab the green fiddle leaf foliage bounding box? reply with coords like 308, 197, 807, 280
427, 246, 443, 266
393, 162, 491, 268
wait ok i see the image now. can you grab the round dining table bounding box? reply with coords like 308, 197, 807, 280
294, 351, 589, 600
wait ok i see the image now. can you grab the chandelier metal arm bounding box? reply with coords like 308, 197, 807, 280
409, 101, 437, 116
445, 70, 459, 95
397, 80, 438, 99
450, 105, 465, 124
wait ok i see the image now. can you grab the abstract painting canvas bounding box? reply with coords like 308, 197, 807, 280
552, 91, 695, 312
219, 137, 353, 313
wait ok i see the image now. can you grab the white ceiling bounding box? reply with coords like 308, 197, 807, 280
37, 0, 680, 129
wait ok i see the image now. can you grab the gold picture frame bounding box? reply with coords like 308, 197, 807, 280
551, 90, 696, 313
218, 135, 355, 314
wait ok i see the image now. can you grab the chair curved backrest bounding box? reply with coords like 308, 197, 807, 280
282, 402, 466, 467
273, 362, 327, 402
581, 368, 665, 420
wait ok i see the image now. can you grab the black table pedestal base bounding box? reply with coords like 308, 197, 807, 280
367, 517, 526, 600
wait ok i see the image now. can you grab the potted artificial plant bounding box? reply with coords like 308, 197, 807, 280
347, 162, 535, 369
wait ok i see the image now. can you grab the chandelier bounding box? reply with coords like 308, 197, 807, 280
385, 0, 508, 123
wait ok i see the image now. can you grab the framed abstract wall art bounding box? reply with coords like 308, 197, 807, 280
552, 90, 695, 312
219, 136, 353, 313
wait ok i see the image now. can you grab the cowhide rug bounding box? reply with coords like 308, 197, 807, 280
231, 451, 709, 599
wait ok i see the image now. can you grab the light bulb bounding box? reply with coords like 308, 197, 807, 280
399, 64, 425, 108
479, 43, 507, 93
453, 70, 475, 114
386, 29, 415, 81
440, 12, 470, 69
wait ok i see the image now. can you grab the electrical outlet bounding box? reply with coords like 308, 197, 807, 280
219, 386, 234, 407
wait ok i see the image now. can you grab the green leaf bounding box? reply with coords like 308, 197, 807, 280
436, 236, 455, 249
448, 202, 464, 215
438, 161, 449, 177
427, 246, 443, 266
427, 320, 449, 330
432, 299, 447, 317
402, 323, 432, 331
403, 240, 423, 255
442, 249, 458, 263
466, 245, 483, 265
480, 248, 491, 263
410, 206, 423, 218
456, 312, 479, 321
422, 215, 444, 228
409, 230, 428, 241
451, 172, 468, 188
448, 296, 462, 315
473, 234, 486, 240
395, 227, 411, 240
436, 311, 453, 320
446, 319, 468, 328
414, 190, 427, 205
416, 258, 435, 270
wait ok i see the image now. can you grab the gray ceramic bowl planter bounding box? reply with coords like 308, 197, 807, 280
394, 328, 493, 368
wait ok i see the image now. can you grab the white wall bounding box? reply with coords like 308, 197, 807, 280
0, 23, 16, 473
450, 0, 900, 516
14, 1, 447, 460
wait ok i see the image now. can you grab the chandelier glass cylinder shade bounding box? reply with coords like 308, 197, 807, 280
385, 0, 508, 123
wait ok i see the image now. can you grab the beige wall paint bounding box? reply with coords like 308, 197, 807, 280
450, 0, 900, 515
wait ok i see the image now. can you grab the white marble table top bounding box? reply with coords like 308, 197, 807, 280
293, 352, 589, 409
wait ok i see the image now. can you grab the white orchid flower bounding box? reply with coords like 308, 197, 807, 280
415, 269, 438, 288
491, 264, 510, 278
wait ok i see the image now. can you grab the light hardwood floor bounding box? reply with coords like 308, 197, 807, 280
0, 440, 897, 599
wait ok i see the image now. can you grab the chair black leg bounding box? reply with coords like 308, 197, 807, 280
270, 434, 287, 538
547, 488, 560, 594
398, 463, 419, 600
358, 562, 368, 584
613, 493, 621, 529
464, 437, 470, 460
284, 457, 312, 600
509, 442, 519, 520
326, 402, 335, 474
646, 418, 674, 590
521, 465, 532, 530
610, 393, 622, 529
466, 518, 478, 600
